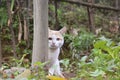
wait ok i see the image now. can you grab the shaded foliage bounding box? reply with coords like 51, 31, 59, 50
0, 0, 120, 79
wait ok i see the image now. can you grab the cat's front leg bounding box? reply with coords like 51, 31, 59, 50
54, 59, 64, 78
48, 59, 64, 77
48, 66, 54, 76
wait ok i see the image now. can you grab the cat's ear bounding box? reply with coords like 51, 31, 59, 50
59, 26, 67, 35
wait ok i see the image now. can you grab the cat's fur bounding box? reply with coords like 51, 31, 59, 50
48, 27, 67, 77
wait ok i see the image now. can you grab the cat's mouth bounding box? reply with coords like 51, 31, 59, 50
50, 45, 58, 49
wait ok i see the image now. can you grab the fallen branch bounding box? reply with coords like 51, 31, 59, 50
57, 0, 120, 11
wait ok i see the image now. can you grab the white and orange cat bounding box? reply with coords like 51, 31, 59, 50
48, 27, 67, 77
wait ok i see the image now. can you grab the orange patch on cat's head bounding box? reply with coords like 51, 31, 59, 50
48, 27, 67, 39
49, 30, 63, 40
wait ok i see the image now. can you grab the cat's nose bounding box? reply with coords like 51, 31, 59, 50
52, 40, 55, 44
52, 42, 55, 45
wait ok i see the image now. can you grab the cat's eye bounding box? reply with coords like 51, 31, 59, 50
56, 38, 60, 41
48, 37, 52, 40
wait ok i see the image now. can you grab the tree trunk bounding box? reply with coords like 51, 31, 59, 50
0, 31, 2, 67
7, 0, 17, 58
32, 0, 48, 67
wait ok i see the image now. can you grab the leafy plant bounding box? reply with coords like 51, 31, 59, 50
11, 54, 30, 67
0, 4, 8, 27
65, 29, 95, 60
60, 59, 70, 71
89, 36, 120, 78
28, 62, 48, 80
71, 36, 120, 79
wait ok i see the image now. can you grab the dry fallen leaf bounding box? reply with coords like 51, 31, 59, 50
46, 75, 67, 80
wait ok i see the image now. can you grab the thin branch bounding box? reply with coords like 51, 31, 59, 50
54, 0, 59, 29
18, 14, 23, 43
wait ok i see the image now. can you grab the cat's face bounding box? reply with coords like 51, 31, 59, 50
48, 27, 67, 49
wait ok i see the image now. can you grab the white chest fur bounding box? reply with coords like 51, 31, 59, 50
48, 48, 60, 64
48, 48, 64, 77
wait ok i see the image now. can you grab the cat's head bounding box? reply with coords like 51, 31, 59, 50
48, 27, 67, 49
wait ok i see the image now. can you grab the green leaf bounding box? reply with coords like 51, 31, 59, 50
94, 40, 107, 49
90, 69, 105, 77
60, 59, 69, 68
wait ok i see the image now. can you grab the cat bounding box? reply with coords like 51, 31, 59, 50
48, 27, 67, 78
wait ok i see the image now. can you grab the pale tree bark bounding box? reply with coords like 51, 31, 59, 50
0, 32, 2, 67
32, 0, 48, 67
